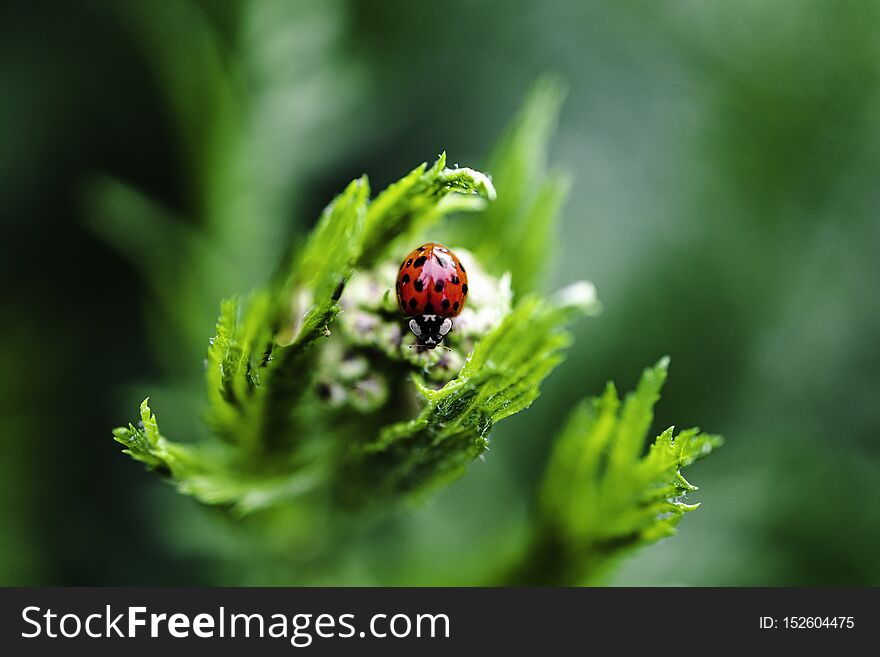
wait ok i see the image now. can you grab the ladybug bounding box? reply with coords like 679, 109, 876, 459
396, 242, 469, 349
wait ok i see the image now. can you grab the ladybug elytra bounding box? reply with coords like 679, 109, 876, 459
396, 242, 469, 349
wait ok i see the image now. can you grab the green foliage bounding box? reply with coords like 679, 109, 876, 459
112, 136, 576, 513
277, 177, 369, 347
511, 358, 723, 584
113, 399, 320, 514
109, 79, 719, 584
359, 286, 597, 499
359, 153, 495, 266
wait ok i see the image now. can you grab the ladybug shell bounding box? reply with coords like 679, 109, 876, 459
396, 242, 468, 318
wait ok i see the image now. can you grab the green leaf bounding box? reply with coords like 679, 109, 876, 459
516, 358, 722, 584
276, 176, 370, 346
112, 398, 195, 476
357, 282, 598, 500
204, 293, 274, 444
358, 153, 496, 267
205, 176, 369, 455
112, 399, 320, 514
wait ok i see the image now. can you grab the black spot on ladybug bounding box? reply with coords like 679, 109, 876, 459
435, 254, 446, 266
441, 298, 450, 310
462, 284, 468, 295
424, 302, 434, 313
450, 275, 460, 285
406, 259, 413, 267
402, 273, 410, 284
459, 262, 466, 273
420, 244, 429, 250
434, 281, 444, 292
414, 278, 424, 292
414, 255, 427, 267
408, 298, 417, 309
453, 301, 460, 311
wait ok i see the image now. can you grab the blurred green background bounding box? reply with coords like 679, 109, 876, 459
1, 0, 878, 586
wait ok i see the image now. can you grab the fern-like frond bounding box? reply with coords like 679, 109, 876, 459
513, 358, 722, 584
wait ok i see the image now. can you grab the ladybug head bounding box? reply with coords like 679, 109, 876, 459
408, 314, 453, 349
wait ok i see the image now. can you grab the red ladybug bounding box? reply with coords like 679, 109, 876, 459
396, 242, 469, 349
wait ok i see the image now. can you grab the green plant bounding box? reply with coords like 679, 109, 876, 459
509, 358, 722, 584
111, 79, 721, 585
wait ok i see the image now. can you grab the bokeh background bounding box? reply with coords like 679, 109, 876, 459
2, 0, 878, 585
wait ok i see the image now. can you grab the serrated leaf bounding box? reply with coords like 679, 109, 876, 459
277, 176, 370, 346
527, 358, 723, 584
358, 289, 592, 499
359, 153, 496, 267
